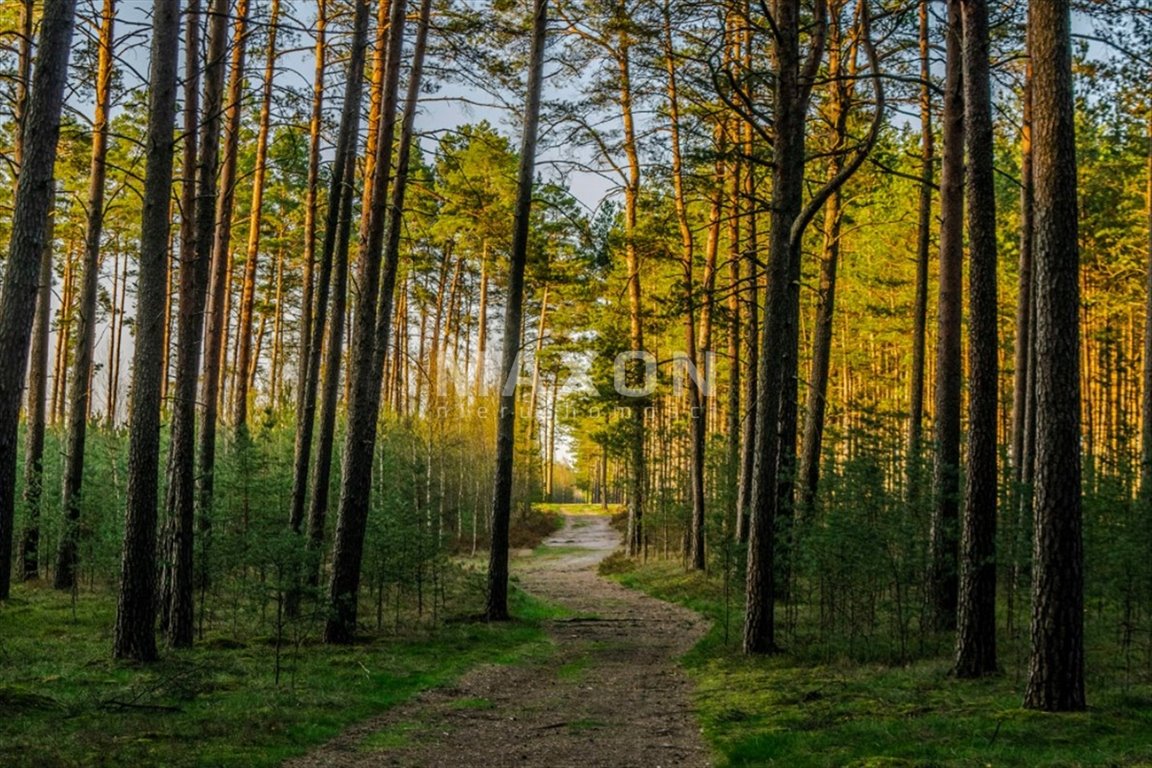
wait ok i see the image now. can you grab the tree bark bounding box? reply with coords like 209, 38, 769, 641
113, 0, 181, 662
232, 0, 281, 430
20, 205, 54, 583
1023, 0, 1085, 712
289, 0, 366, 544
906, 0, 933, 504
955, 0, 998, 678
928, 0, 964, 632
323, 0, 413, 643
161, 0, 228, 648
56, 0, 115, 591
197, 0, 251, 553
11, 0, 34, 183
619, 30, 646, 558
798, 3, 854, 511
485, 0, 547, 621
744, 0, 824, 654
0, 0, 78, 600
662, 0, 706, 570
294, 0, 326, 427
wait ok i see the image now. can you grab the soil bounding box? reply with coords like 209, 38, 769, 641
284, 513, 710, 767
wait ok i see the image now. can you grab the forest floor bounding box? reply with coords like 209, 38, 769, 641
285, 512, 712, 767
609, 560, 1152, 767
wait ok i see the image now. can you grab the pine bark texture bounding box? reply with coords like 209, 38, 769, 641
113, 0, 181, 662
1024, 0, 1085, 712
955, 0, 998, 678
928, 0, 964, 632
0, 0, 78, 599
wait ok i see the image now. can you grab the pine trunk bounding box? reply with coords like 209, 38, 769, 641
0, 0, 78, 600
56, 0, 115, 591
485, 0, 547, 621
113, 0, 181, 661
955, 0, 999, 678
1023, 0, 1085, 712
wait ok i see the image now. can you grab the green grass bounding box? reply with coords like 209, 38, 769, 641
607, 559, 1152, 768
556, 654, 589, 682
357, 720, 420, 751
0, 579, 561, 768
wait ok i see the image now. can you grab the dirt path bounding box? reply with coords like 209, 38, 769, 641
285, 514, 710, 767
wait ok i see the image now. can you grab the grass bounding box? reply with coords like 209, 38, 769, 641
532, 502, 620, 517
0, 574, 563, 768
606, 558, 1152, 768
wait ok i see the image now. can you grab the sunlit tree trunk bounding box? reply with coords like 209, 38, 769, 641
294, 0, 326, 429
198, 0, 251, 554
161, 0, 228, 648
619, 29, 646, 558
56, 0, 115, 591
663, 0, 705, 570
0, 0, 78, 600
232, 0, 281, 430
906, 0, 933, 503
798, 3, 855, 511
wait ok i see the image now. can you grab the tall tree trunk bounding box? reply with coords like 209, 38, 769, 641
484, 0, 546, 621
663, 0, 705, 570
744, 0, 825, 654
525, 281, 550, 460
0, 0, 78, 600
55, 0, 115, 591
306, 110, 359, 565
162, 0, 228, 648
20, 206, 54, 582
232, 0, 281, 430
955, 0, 998, 678
1023, 0, 1084, 712
323, 0, 413, 643
475, 244, 489, 397
906, 0, 933, 503
928, 0, 964, 632
295, 0, 326, 423
289, 0, 364, 541
106, 247, 122, 427
197, 0, 251, 555
1137, 114, 1152, 565
798, 3, 854, 511
725, 119, 742, 537
11, 0, 34, 182
619, 32, 646, 558
113, 0, 181, 661
736, 121, 758, 544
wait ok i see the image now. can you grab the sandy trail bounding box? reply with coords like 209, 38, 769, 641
285, 513, 710, 767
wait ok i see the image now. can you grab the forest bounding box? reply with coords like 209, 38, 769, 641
0, 0, 1150, 764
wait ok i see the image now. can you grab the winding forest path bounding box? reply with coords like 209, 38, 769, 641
286, 513, 710, 767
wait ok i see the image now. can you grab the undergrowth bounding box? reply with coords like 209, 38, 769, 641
0, 568, 561, 768
606, 557, 1152, 768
